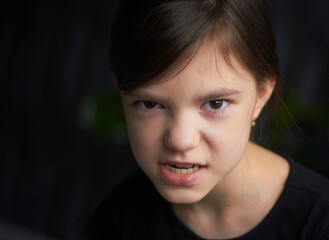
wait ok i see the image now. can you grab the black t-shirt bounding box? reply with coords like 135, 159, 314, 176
86, 156, 329, 239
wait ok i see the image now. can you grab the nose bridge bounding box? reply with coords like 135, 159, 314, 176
164, 110, 200, 152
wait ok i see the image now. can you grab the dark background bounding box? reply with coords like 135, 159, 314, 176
1, 0, 329, 239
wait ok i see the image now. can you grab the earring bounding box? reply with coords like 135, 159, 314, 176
251, 120, 256, 127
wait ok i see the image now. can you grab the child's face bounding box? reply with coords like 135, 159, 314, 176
120, 43, 273, 204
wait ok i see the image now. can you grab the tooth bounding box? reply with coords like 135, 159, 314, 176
175, 163, 193, 168
165, 163, 201, 174
193, 166, 199, 171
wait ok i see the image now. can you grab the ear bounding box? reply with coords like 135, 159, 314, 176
112, 73, 118, 85
112, 73, 122, 92
253, 79, 275, 120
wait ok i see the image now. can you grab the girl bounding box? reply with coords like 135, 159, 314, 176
86, 0, 329, 239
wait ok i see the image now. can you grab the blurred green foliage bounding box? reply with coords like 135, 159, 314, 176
269, 91, 328, 171
78, 90, 126, 141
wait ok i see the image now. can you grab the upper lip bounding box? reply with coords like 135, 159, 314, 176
160, 161, 206, 167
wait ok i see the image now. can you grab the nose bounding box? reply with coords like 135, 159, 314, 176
164, 114, 200, 152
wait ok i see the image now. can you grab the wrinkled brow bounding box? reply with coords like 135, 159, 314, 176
195, 89, 241, 102
126, 88, 241, 103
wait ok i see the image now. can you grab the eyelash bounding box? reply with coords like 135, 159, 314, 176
135, 101, 163, 111
134, 99, 230, 115
202, 100, 229, 113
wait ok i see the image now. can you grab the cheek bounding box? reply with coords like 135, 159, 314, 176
125, 114, 163, 166
207, 108, 252, 145
206, 115, 252, 171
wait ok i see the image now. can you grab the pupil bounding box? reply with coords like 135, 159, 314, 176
210, 100, 223, 109
144, 101, 156, 108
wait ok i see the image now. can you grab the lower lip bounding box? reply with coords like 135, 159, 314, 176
159, 164, 206, 186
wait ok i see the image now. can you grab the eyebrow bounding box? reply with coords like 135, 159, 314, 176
126, 88, 241, 102
196, 89, 241, 102
125, 90, 165, 103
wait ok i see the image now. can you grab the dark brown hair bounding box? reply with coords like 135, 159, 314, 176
110, 0, 280, 111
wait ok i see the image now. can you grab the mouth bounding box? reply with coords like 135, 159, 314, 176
159, 162, 206, 186
165, 163, 201, 174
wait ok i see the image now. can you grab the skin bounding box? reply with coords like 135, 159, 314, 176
118, 42, 289, 239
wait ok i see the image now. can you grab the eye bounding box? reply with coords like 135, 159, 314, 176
137, 101, 162, 110
203, 100, 228, 111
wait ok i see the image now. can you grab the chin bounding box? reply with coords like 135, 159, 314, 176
155, 183, 207, 204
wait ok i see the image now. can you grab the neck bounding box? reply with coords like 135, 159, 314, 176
171, 142, 268, 239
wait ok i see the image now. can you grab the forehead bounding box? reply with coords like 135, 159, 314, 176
128, 41, 256, 98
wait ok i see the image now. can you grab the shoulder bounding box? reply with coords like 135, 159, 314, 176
285, 155, 329, 200
85, 170, 169, 239
279, 155, 329, 239
106, 169, 157, 204
87, 169, 160, 220
109, 169, 168, 210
